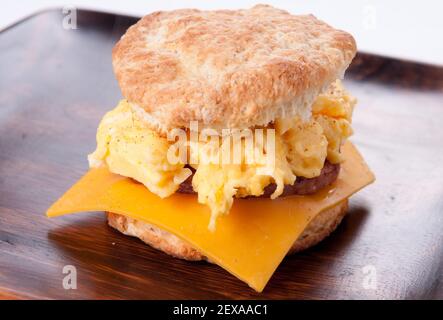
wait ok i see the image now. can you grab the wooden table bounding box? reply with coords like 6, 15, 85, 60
0, 9, 442, 299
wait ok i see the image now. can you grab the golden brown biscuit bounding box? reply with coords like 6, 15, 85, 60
107, 199, 348, 260
112, 5, 356, 134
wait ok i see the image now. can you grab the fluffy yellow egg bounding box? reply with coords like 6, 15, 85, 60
88, 100, 191, 198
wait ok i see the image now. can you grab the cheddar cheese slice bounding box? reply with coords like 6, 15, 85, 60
47, 142, 374, 292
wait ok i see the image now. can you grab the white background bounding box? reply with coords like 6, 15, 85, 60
1, 0, 442, 65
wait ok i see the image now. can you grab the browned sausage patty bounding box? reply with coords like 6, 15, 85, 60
177, 161, 340, 197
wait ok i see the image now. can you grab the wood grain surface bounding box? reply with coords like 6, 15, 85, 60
0, 9, 442, 300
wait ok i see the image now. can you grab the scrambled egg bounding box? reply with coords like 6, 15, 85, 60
88, 80, 356, 229
88, 101, 192, 198
191, 131, 296, 229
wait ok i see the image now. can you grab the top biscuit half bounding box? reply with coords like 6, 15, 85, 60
112, 4, 356, 133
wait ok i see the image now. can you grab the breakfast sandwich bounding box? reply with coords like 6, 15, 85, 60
47, 5, 375, 292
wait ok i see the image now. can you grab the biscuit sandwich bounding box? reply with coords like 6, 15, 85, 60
47, 5, 375, 292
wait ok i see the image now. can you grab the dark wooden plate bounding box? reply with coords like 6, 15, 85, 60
0, 9, 442, 300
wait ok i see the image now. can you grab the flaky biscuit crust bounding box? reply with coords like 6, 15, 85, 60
112, 5, 356, 133
107, 200, 348, 261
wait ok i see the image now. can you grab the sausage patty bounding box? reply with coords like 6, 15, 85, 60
177, 161, 340, 197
